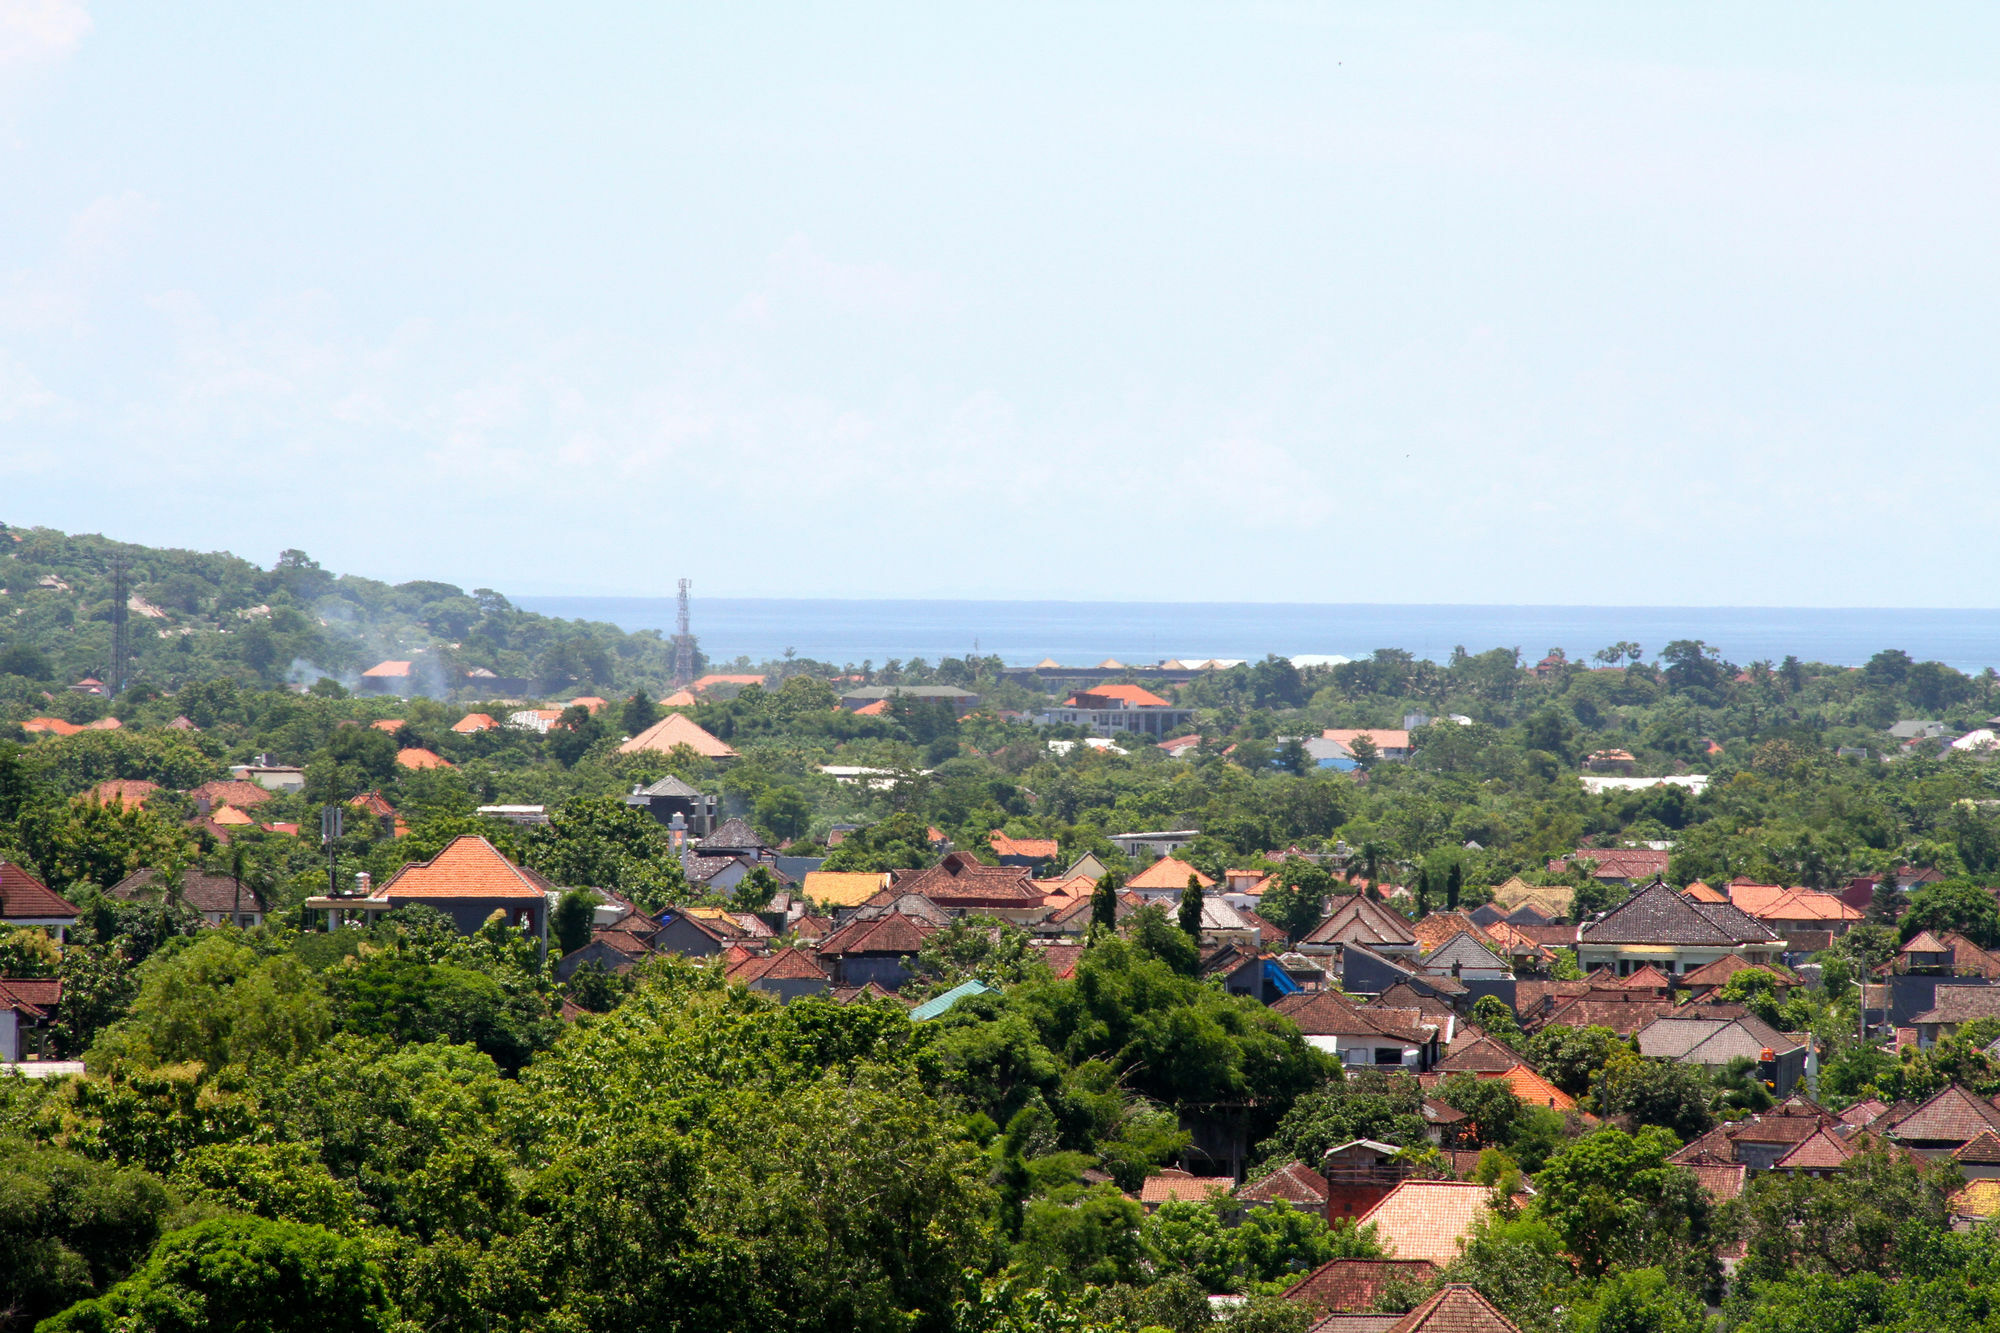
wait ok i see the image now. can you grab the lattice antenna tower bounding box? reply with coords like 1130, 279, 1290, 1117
672, 577, 695, 688
109, 554, 129, 697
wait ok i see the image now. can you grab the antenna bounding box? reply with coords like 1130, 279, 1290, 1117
109, 554, 129, 697
672, 578, 695, 688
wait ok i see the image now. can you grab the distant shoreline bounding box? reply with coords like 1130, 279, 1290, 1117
514, 596, 2000, 674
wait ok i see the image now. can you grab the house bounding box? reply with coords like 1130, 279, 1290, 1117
1636, 1013, 1807, 1094
452, 711, 498, 734
1318, 1140, 1413, 1221
1489, 876, 1574, 922
1136, 1169, 1233, 1210
1124, 856, 1216, 902
0, 864, 78, 941
1883, 1084, 2000, 1158
1419, 932, 1513, 983
623, 774, 718, 836
1726, 882, 1862, 943
1954, 1131, 2000, 1181
1548, 847, 1671, 885
726, 947, 833, 1003
359, 660, 415, 695
1157, 734, 1203, 759
617, 712, 739, 761
1300, 896, 1420, 958
1677, 955, 1798, 1000
554, 929, 657, 981
839, 684, 981, 715
1909, 986, 2000, 1047
989, 830, 1059, 868
1354, 1180, 1491, 1265
1583, 749, 1637, 773
1041, 684, 1195, 738
813, 911, 937, 990
230, 761, 306, 794
1105, 829, 1201, 859
1274, 991, 1440, 1072
1281, 1258, 1439, 1318
0, 977, 61, 1062
1321, 728, 1412, 762
649, 910, 740, 959
1237, 1160, 1331, 1213
1576, 879, 1782, 976
190, 779, 273, 813
305, 835, 552, 940
107, 867, 268, 928
395, 747, 454, 771
1671, 1098, 1845, 1172
890, 852, 1049, 925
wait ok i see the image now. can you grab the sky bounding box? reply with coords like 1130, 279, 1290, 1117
3, 3, 1999, 605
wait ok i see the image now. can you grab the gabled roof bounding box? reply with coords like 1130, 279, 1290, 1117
1138, 1171, 1232, 1205
1357, 1182, 1491, 1265
1954, 1130, 2000, 1165
374, 835, 554, 901
1275, 991, 1430, 1044
0, 863, 77, 920
1774, 1128, 1856, 1171
1493, 1065, 1575, 1111
814, 912, 937, 956
1434, 1035, 1528, 1074
395, 747, 454, 770
1887, 1083, 2000, 1144
1749, 887, 1863, 923
893, 852, 1045, 905
1550, 847, 1670, 880
87, 778, 159, 808
733, 947, 829, 984
1421, 932, 1510, 976
1902, 930, 1951, 955
1125, 856, 1215, 891
618, 712, 739, 759
1411, 912, 1489, 954
1066, 683, 1174, 709
1490, 876, 1574, 917
362, 660, 413, 678
0, 976, 61, 1019
633, 774, 704, 799
1581, 880, 1780, 947
1283, 1259, 1440, 1315
451, 713, 498, 733
1839, 1098, 1890, 1127
1238, 1160, 1330, 1208
1304, 895, 1419, 949
1680, 955, 1797, 988
1385, 1284, 1523, 1333
108, 867, 268, 916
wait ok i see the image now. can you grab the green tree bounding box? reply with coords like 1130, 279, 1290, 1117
1530, 1128, 1716, 1288
0, 1138, 173, 1331
39, 1216, 395, 1333
1259, 859, 1330, 942
1469, 995, 1523, 1044
88, 933, 329, 1073
1178, 873, 1204, 941
551, 887, 602, 955
1900, 880, 2000, 948
1566, 1267, 1708, 1333
1734, 1139, 1950, 1284
622, 689, 660, 736
754, 785, 814, 844
1090, 872, 1118, 936
1434, 1217, 1577, 1333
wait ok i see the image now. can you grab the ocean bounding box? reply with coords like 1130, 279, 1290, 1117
511, 598, 2000, 675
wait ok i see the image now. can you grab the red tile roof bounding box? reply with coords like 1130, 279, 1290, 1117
395, 747, 455, 770
1125, 856, 1215, 892
1687, 1163, 1746, 1203
1358, 1182, 1492, 1265
1957, 1131, 2000, 1165
452, 713, 498, 733
0, 863, 77, 920
1774, 1128, 1855, 1171
1887, 1084, 2000, 1145
21, 718, 81, 736
370, 719, 405, 733
1237, 1160, 1330, 1208
191, 779, 273, 809
362, 660, 413, 678
814, 912, 937, 957
374, 835, 554, 901
892, 852, 1045, 906
1386, 1284, 1524, 1333
1138, 1171, 1232, 1205
1284, 1259, 1440, 1315
87, 779, 159, 808
989, 830, 1060, 860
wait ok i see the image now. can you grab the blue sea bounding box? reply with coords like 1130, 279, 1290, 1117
511, 599, 2000, 675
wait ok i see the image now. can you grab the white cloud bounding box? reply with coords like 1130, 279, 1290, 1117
0, 189, 158, 334
0, 0, 89, 72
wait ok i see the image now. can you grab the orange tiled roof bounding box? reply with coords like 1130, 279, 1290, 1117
692, 674, 767, 691
362, 660, 413, 678
1138, 1171, 1232, 1205
190, 779, 273, 809
375, 834, 554, 901
990, 830, 1060, 860
452, 713, 498, 733
852, 699, 891, 716
1324, 727, 1411, 751
661, 689, 697, 707
1126, 857, 1216, 891
22, 718, 81, 736
395, 748, 455, 770
1357, 1180, 1491, 1265
209, 804, 255, 826
370, 719, 405, 733
618, 712, 738, 759
1494, 1065, 1576, 1111
88, 779, 159, 808
1386, 1284, 1524, 1333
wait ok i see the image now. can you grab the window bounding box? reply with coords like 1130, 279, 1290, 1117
1375, 1048, 1405, 1066
1344, 1048, 1369, 1067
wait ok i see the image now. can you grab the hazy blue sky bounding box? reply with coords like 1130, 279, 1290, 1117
4, 4, 1998, 603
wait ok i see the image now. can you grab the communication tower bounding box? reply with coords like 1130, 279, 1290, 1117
672, 578, 695, 688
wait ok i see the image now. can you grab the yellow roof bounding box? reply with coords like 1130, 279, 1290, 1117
802, 871, 892, 906
1491, 876, 1574, 914
1953, 1179, 2000, 1219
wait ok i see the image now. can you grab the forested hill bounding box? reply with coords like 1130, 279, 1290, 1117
0, 522, 690, 702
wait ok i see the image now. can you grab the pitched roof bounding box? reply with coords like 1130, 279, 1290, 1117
1067, 683, 1174, 709
1839, 1099, 1891, 1127
1749, 887, 1863, 923
1955, 1130, 2000, 1165
1275, 991, 1430, 1043
0, 863, 77, 920
1411, 912, 1489, 954
1550, 847, 1670, 880
1304, 895, 1419, 950
1887, 1084, 2000, 1144
1125, 856, 1215, 891
1385, 1285, 1523, 1333
1434, 1035, 1528, 1074
1324, 728, 1411, 751
801, 871, 893, 906
1686, 1163, 1746, 1203
893, 852, 1045, 906
1903, 930, 1951, 955
733, 947, 829, 984
1489, 876, 1574, 917
1283, 1259, 1440, 1315
1493, 1065, 1575, 1111
1357, 1182, 1492, 1265
1910, 986, 2000, 1025
1774, 1128, 1855, 1171
87, 778, 159, 808
696, 817, 764, 851
814, 912, 937, 957
989, 830, 1060, 860
190, 779, 273, 809
452, 713, 498, 733
362, 660, 413, 678
1581, 880, 1780, 947
1537, 993, 1677, 1035
1680, 955, 1797, 989
1238, 1160, 1330, 1208
1138, 1171, 1232, 1205
395, 748, 454, 770
1952, 1179, 2000, 1220
1421, 932, 1510, 976
1682, 882, 1729, 904
374, 835, 555, 901
618, 712, 739, 759
0, 976, 61, 1019
107, 867, 268, 916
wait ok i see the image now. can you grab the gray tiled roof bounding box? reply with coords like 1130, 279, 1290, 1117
1581, 882, 1780, 947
